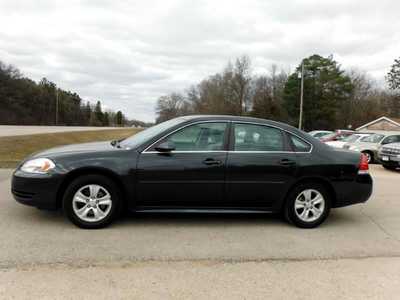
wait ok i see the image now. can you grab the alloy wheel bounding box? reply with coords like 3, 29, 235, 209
72, 184, 113, 222
294, 189, 325, 223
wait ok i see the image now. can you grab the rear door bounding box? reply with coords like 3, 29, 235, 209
225, 122, 298, 208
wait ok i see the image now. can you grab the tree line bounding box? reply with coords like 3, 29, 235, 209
0, 61, 127, 126
155, 54, 400, 131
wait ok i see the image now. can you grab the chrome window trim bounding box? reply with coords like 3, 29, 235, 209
141, 120, 313, 154
142, 120, 231, 153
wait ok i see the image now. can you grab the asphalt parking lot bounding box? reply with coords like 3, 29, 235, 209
0, 165, 399, 299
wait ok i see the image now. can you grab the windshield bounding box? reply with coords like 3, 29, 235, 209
120, 117, 187, 149
361, 134, 385, 143
342, 134, 360, 143
320, 132, 336, 139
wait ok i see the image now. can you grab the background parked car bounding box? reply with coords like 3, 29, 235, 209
344, 132, 400, 163
326, 133, 372, 149
308, 130, 333, 139
378, 142, 400, 170
320, 130, 354, 143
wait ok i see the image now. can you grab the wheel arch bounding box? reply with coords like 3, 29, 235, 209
56, 167, 128, 209
281, 176, 337, 211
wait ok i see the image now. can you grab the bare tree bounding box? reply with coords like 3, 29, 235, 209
155, 93, 189, 123
233, 55, 252, 114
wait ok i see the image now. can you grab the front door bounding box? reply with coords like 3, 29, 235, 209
136, 122, 229, 208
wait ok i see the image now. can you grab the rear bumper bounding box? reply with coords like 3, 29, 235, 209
11, 170, 63, 210
333, 174, 373, 208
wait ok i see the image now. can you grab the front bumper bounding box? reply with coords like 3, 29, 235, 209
378, 153, 400, 166
11, 170, 63, 210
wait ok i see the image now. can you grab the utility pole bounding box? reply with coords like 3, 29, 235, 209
55, 88, 59, 125
298, 62, 304, 130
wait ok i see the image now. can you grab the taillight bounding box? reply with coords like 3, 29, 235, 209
358, 154, 369, 175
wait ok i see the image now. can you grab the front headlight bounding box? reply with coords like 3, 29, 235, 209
20, 158, 56, 174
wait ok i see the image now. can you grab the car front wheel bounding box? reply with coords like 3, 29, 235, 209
362, 151, 373, 164
382, 164, 398, 171
284, 183, 331, 228
63, 174, 122, 229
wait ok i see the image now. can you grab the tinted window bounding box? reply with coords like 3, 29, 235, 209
289, 134, 312, 152
362, 134, 384, 143
234, 124, 284, 151
120, 117, 186, 148
342, 134, 360, 143
382, 135, 400, 145
314, 132, 328, 138
156, 122, 227, 151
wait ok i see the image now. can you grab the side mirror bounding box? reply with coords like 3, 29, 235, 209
155, 141, 175, 153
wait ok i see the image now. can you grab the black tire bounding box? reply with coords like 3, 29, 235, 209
362, 151, 374, 164
382, 164, 397, 171
63, 174, 122, 229
284, 183, 331, 229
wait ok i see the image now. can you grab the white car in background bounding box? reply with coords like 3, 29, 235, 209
326, 133, 372, 149
308, 130, 333, 139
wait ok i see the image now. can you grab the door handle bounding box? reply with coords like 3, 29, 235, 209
203, 158, 222, 165
279, 159, 296, 166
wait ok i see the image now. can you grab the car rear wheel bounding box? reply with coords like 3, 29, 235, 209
284, 183, 331, 228
63, 174, 122, 229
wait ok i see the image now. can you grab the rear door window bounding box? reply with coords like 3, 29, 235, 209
233, 123, 284, 152
289, 134, 312, 152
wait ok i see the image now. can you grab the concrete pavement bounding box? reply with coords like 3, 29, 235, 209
0, 165, 399, 299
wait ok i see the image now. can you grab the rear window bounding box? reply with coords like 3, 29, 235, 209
289, 134, 312, 152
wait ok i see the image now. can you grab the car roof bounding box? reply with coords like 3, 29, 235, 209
180, 115, 294, 129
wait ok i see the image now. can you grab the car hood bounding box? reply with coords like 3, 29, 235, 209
31, 141, 116, 158
382, 142, 400, 149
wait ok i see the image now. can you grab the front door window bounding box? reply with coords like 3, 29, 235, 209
153, 122, 228, 151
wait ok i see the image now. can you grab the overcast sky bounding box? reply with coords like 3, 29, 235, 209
0, 0, 399, 122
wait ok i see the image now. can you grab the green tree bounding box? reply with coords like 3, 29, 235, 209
0, 60, 131, 126
103, 111, 110, 126
115, 111, 124, 126
387, 57, 400, 90
94, 101, 104, 125
283, 54, 353, 130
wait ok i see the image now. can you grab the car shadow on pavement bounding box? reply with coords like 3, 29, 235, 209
13, 205, 364, 229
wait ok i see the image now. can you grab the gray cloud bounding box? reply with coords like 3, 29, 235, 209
0, 0, 398, 121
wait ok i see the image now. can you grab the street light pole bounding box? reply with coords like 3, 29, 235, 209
298, 62, 304, 130
55, 88, 59, 126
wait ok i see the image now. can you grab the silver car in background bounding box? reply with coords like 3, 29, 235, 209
326, 133, 371, 149
378, 142, 400, 170
344, 132, 400, 163
308, 130, 333, 139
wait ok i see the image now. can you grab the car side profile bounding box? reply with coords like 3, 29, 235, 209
12, 115, 373, 229
326, 133, 371, 149
344, 132, 400, 163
